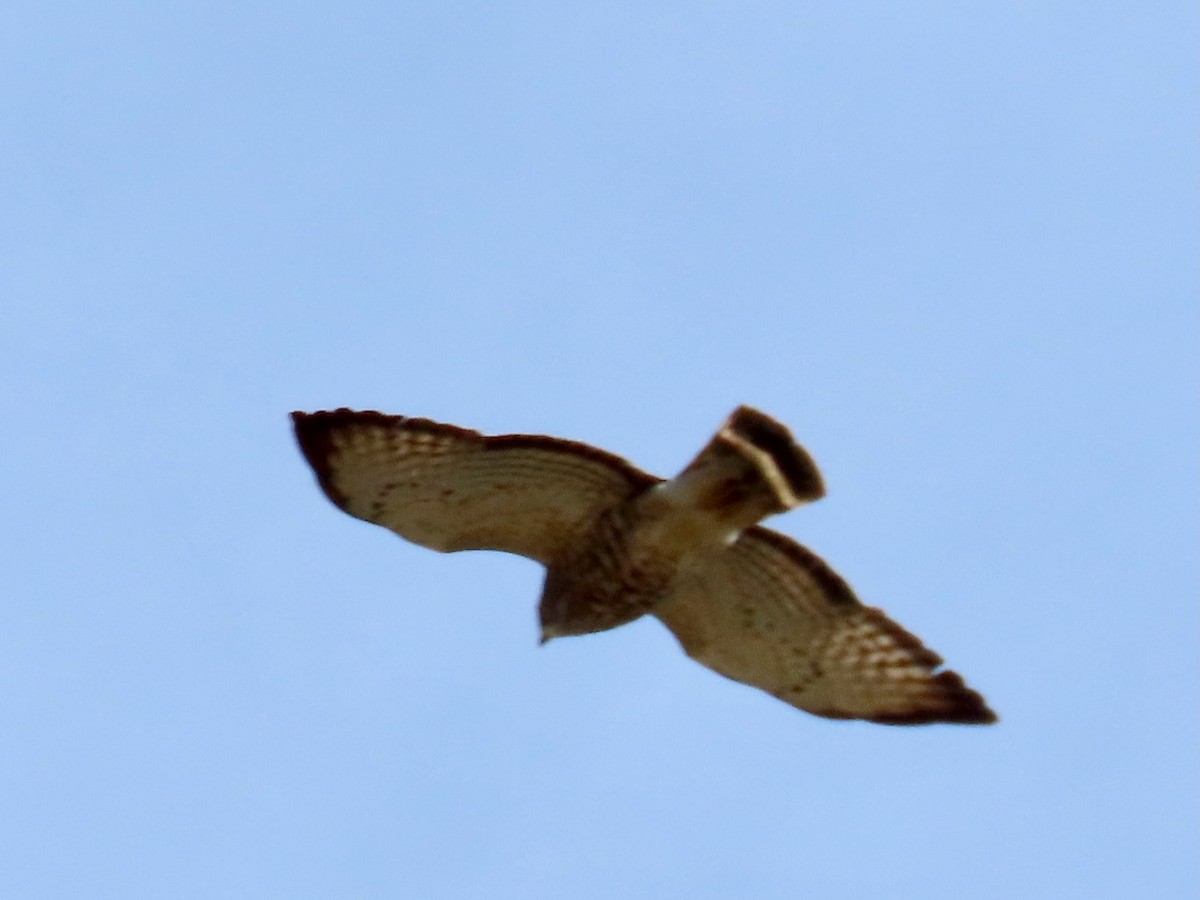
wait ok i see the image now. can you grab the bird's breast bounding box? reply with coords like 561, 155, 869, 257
538, 501, 701, 638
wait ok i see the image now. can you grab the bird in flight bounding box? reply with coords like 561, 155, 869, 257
292, 406, 995, 725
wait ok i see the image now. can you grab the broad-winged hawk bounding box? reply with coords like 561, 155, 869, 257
292, 406, 995, 726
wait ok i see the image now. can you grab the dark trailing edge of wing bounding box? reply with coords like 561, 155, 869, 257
742, 526, 860, 607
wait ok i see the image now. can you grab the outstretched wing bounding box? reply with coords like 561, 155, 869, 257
653, 527, 995, 725
293, 409, 658, 564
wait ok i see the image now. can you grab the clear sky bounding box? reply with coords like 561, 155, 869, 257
2, 3, 1196, 898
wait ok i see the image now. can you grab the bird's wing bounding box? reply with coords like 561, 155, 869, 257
293, 409, 658, 564
653, 527, 995, 725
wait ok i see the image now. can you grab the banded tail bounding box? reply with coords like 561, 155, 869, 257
656, 406, 825, 538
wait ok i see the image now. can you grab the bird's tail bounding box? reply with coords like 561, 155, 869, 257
660, 406, 825, 535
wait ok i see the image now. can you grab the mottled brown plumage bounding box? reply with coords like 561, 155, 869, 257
292, 406, 996, 726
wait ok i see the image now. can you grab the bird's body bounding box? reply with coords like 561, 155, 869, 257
292, 405, 996, 726
538, 407, 823, 640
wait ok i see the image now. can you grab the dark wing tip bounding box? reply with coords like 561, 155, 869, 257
292, 408, 445, 506
292, 408, 425, 453
807, 679, 997, 726
292, 409, 368, 463
291, 409, 340, 459
867, 673, 999, 726
859, 607, 998, 726
292, 409, 351, 508
727, 406, 825, 503
291, 408, 404, 509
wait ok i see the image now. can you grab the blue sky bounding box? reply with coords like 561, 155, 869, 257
2, 3, 1196, 897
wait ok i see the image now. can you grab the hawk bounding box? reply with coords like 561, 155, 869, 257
292, 406, 995, 725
